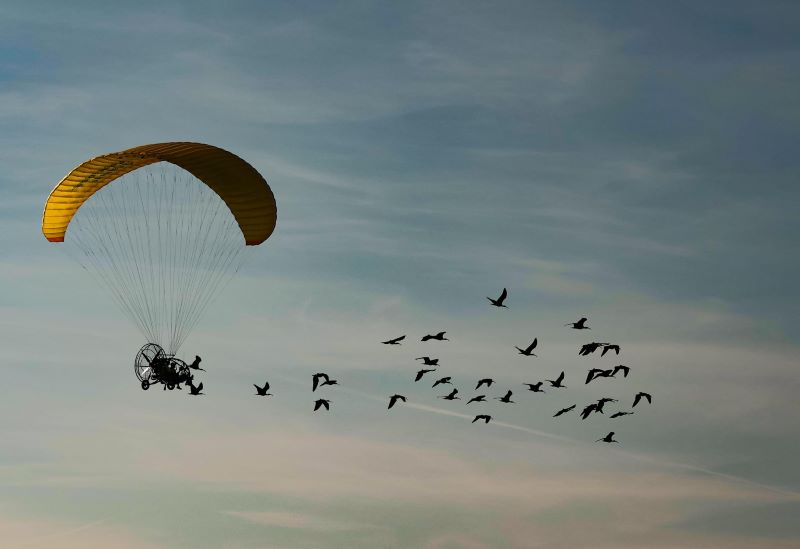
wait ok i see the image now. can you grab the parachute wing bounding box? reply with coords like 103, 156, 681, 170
42, 142, 276, 245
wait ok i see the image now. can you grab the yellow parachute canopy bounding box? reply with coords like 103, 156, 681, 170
42, 142, 277, 245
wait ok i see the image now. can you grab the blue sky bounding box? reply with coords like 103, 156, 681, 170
1, 1, 799, 547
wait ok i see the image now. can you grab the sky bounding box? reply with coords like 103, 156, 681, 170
1, 0, 799, 547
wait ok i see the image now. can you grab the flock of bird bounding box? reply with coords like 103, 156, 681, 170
240, 287, 652, 444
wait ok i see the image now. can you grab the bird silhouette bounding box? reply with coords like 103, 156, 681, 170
422, 331, 448, 341
586, 368, 604, 384
415, 356, 439, 366
188, 355, 205, 371
467, 395, 486, 404
612, 365, 630, 377
515, 338, 538, 356
580, 403, 600, 420
388, 394, 407, 409
579, 342, 608, 356
553, 404, 576, 417
601, 344, 620, 357
523, 382, 545, 393
382, 335, 406, 345
496, 390, 514, 403
312, 373, 328, 392
565, 317, 590, 329
610, 411, 634, 418
633, 392, 652, 407
595, 397, 618, 413
546, 371, 566, 388
475, 378, 494, 390
487, 288, 508, 308
432, 376, 452, 388
472, 414, 492, 424
440, 388, 460, 401
313, 399, 331, 411
312, 373, 338, 392
596, 431, 619, 443
415, 369, 436, 382
254, 381, 271, 396
188, 381, 204, 396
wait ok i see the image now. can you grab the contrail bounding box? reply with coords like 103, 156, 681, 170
275, 374, 800, 498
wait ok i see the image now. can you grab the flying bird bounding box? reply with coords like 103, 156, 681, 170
188, 355, 205, 371
432, 376, 452, 388
388, 394, 407, 409
254, 381, 271, 396
475, 378, 494, 390
472, 414, 492, 424
487, 288, 508, 308
633, 392, 652, 407
515, 338, 538, 356
382, 335, 406, 345
415, 369, 436, 382
579, 342, 608, 356
546, 371, 566, 388
601, 344, 620, 357
496, 390, 514, 403
565, 317, 590, 329
313, 399, 331, 411
586, 368, 606, 384
312, 373, 338, 392
612, 365, 630, 378
580, 403, 600, 420
595, 397, 618, 413
523, 382, 545, 393
440, 388, 460, 401
415, 356, 439, 366
596, 431, 619, 443
188, 381, 204, 396
553, 404, 576, 417
467, 395, 486, 404
610, 411, 634, 418
422, 331, 448, 342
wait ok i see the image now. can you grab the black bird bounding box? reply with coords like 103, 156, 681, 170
415, 369, 436, 382
515, 338, 538, 356
422, 331, 448, 342
523, 382, 545, 393
601, 344, 620, 357
580, 403, 600, 420
312, 373, 338, 392
610, 411, 634, 418
313, 399, 330, 411
546, 371, 566, 388
596, 431, 619, 443
487, 288, 508, 308
188, 355, 205, 371
612, 365, 630, 378
565, 317, 590, 330
585, 368, 606, 384
553, 404, 576, 417
475, 378, 494, 390
595, 397, 618, 413
382, 335, 406, 345
432, 376, 452, 388
472, 414, 492, 424
415, 356, 439, 366
254, 381, 271, 396
579, 342, 608, 356
188, 381, 204, 396
496, 390, 514, 403
388, 394, 407, 409
467, 395, 486, 404
440, 388, 460, 401
633, 392, 652, 408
